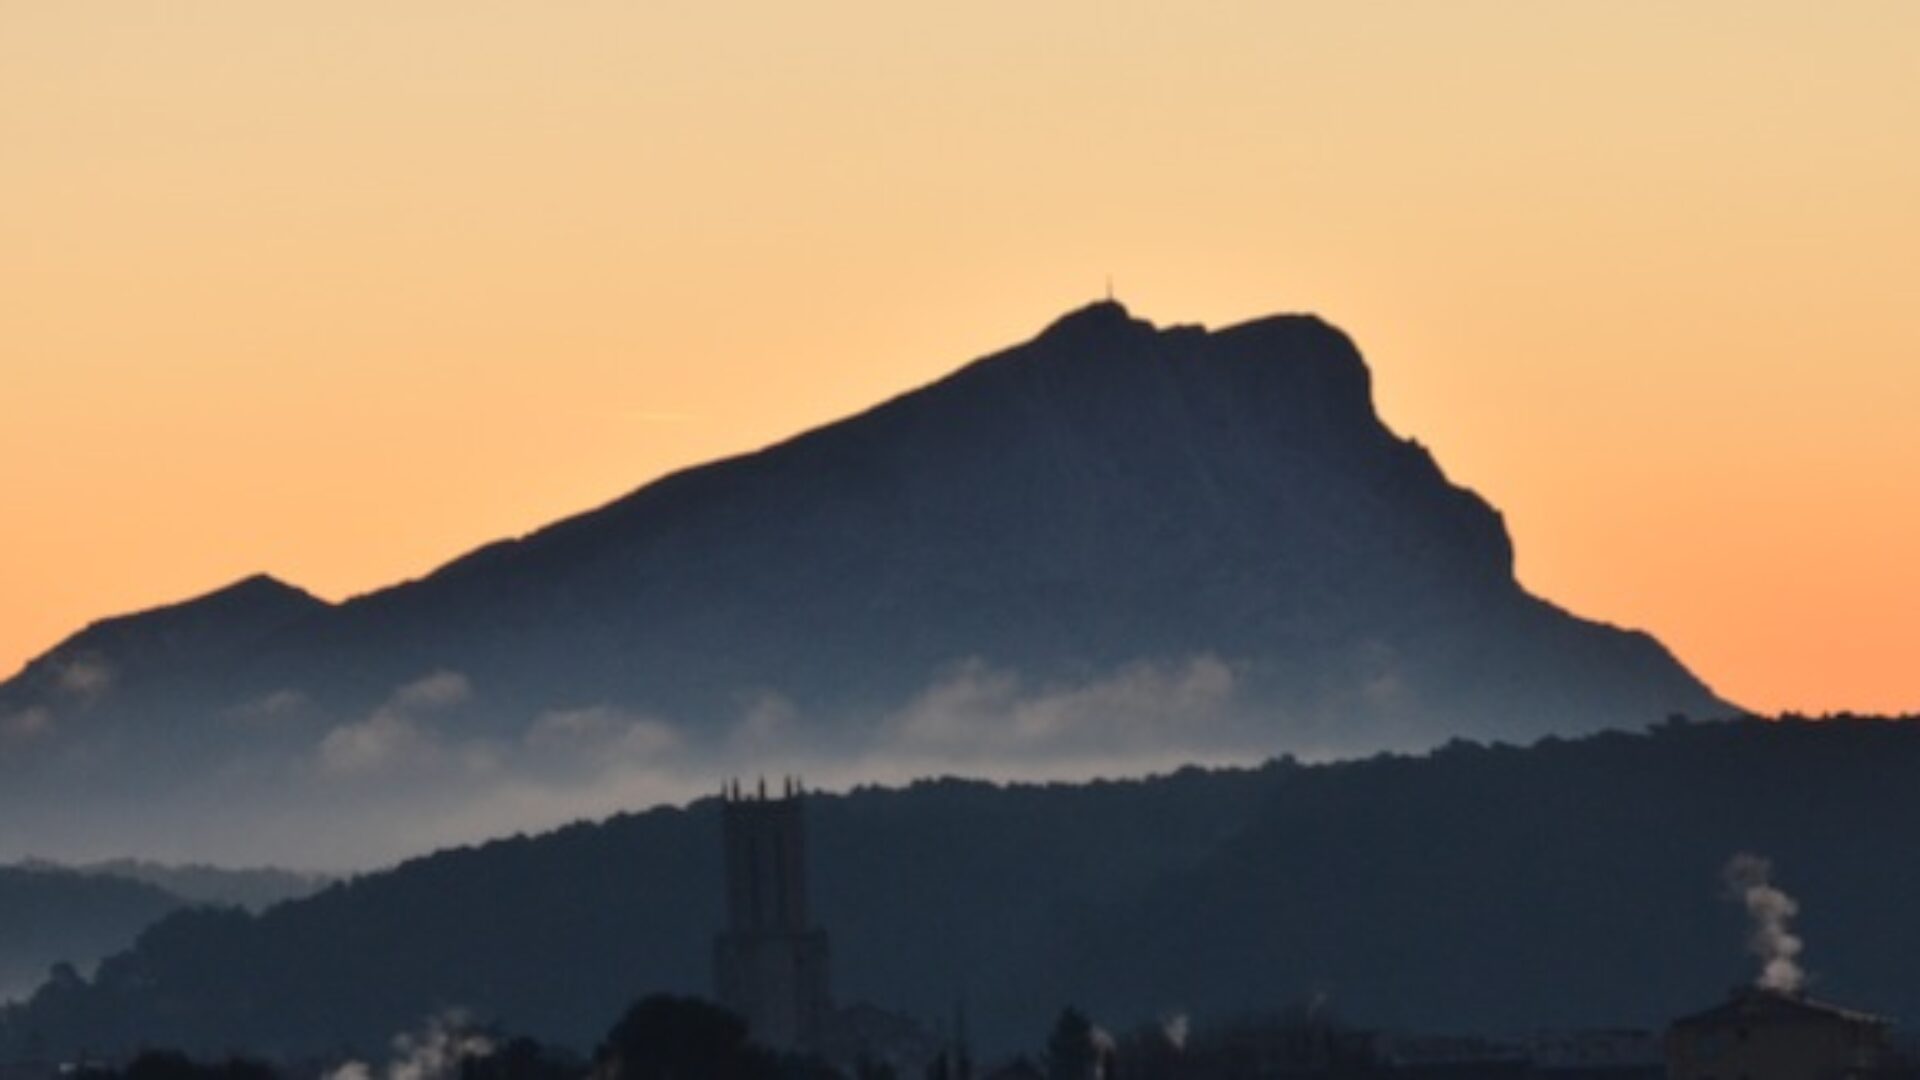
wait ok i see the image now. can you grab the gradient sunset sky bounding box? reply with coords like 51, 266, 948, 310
4, 3, 1916, 715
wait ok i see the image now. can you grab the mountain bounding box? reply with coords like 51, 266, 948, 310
0, 302, 1727, 864
0, 867, 180, 1006
8, 716, 1920, 1061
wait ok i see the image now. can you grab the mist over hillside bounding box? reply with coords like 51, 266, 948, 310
13, 860, 330, 913
0, 303, 1726, 867
7, 717, 1917, 1062
0, 861, 329, 1010
0, 868, 179, 1006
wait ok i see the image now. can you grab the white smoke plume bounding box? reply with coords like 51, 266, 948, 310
1160, 1012, 1190, 1051
1724, 853, 1805, 994
1091, 1023, 1118, 1075
326, 1012, 494, 1080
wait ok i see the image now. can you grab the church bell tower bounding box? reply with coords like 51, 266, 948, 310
714, 777, 832, 1051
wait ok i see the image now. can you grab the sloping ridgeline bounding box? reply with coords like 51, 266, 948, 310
7, 717, 1920, 1059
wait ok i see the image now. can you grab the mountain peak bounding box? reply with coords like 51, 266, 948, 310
94, 573, 322, 630
198, 573, 305, 603
0, 575, 329, 698
1034, 298, 1151, 343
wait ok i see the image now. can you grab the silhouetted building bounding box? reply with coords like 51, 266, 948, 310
714, 778, 832, 1052
1666, 988, 1892, 1080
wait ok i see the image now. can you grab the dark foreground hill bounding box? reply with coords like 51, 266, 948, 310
0, 302, 1725, 864
8, 716, 1920, 1060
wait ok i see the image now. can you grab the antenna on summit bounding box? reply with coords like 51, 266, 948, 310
1105, 275, 1114, 303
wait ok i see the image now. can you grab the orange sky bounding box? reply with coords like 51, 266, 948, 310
3, 3, 1916, 716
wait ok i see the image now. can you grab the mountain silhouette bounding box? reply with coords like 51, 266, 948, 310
0, 302, 1727, 861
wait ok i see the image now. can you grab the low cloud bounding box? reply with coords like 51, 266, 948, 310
1, 706, 53, 745
685, 656, 1262, 803
525, 705, 679, 763
16, 656, 1278, 867
317, 672, 477, 779
54, 657, 113, 701
392, 672, 473, 712
410, 658, 1251, 858
728, 693, 801, 756
296, 658, 1253, 864
226, 689, 311, 728
881, 656, 1238, 762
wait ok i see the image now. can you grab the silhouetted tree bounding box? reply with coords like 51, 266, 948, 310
1114, 1023, 1181, 1080
1045, 1009, 1098, 1080
594, 995, 777, 1080
74, 1051, 279, 1080
768, 1055, 843, 1080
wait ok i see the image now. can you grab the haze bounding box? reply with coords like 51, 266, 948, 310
4, 2, 1917, 715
